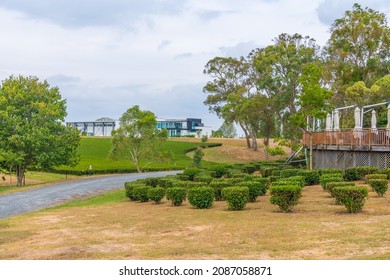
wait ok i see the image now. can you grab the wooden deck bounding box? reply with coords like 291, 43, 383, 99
303, 129, 390, 149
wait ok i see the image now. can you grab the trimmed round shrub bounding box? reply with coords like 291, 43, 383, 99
157, 178, 176, 188
326, 182, 356, 202
133, 186, 153, 202
297, 170, 320, 186
186, 181, 206, 188
209, 180, 233, 201
166, 187, 187, 206
176, 174, 190, 181
332, 186, 368, 213
187, 187, 215, 209
364, 174, 388, 183
344, 168, 360, 181
242, 164, 257, 174
144, 177, 160, 187
368, 179, 388, 197
356, 166, 380, 178
252, 177, 271, 188
222, 187, 249, 211
238, 181, 268, 202
320, 175, 343, 190
209, 165, 228, 178
183, 168, 202, 181
320, 168, 343, 175
260, 167, 279, 177
147, 187, 166, 204
377, 168, 390, 179
193, 174, 213, 184
171, 180, 188, 188
280, 169, 302, 178
270, 185, 302, 212
125, 182, 146, 201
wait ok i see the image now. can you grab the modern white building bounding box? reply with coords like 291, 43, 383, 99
67, 117, 204, 137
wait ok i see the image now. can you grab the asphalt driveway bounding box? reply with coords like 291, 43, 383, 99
0, 171, 180, 219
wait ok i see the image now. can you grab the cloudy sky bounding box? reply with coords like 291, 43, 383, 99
0, 0, 389, 133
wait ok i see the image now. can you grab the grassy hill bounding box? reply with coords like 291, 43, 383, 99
55, 137, 220, 174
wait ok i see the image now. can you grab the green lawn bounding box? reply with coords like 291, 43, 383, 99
56, 137, 220, 173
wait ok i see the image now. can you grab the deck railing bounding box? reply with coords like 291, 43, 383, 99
303, 129, 390, 148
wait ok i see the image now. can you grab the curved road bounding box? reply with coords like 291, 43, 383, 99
0, 171, 180, 220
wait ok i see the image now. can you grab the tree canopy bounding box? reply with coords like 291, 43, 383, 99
0, 75, 80, 185
203, 3, 389, 148
110, 105, 172, 173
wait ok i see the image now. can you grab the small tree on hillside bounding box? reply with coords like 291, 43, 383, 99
219, 121, 237, 138
110, 105, 172, 172
0, 75, 80, 186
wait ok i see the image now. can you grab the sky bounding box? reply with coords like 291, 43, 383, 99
0, 0, 389, 134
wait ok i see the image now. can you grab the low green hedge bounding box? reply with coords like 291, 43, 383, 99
242, 164, 257, 174
326, 182, 356, 203
345, 167, 380, 181
368, 179, 388, 197
222, 187, 249, 211
209, 180, 233, 201
133, 186, 153, 202
166, 187, 187, 206
320, 175, 343, 190
280, 169, 302, 178
187, 187, 215, 209
147, 187, 166, 204
183, 168, 202, 181
270, 185, 302, 212
193, 174, 214, 184
332, 186, 368, 213
238, 181, 268, 202
320, 169, 343, 176
297, 170, 320, 186
124, 182, 146, 201
364, 174, 388, 183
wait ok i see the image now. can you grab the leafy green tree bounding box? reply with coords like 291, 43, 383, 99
218, 121, 237, 138
324, 3, 390, 106
0, 75, 80, 186
192, 149, 204, 167
345, 75, 390, 127
292, 63, 333, 129
253, 33, 320, 141
203, 56, 253, 148
110, 105, 172, 173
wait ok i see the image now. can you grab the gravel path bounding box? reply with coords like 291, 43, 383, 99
0, 171, 180, 220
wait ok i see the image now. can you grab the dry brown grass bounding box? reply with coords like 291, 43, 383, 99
177, 138, 291, 163
1, 185, 390, 260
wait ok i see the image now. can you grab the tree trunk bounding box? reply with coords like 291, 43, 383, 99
251, 132, 258, 151
239, 122, 251, 149
16, 164, 24, 186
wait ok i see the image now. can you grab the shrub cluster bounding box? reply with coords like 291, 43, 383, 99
222, 187, 249, 211
209, 180, 233, 201
332, 186, 368, 213
368, 179, 388, 197
187, 187, 215, 209
270, 185, 302, 212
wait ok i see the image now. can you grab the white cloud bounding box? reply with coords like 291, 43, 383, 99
1, 0, 387, 132
316, 0, 390, 25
